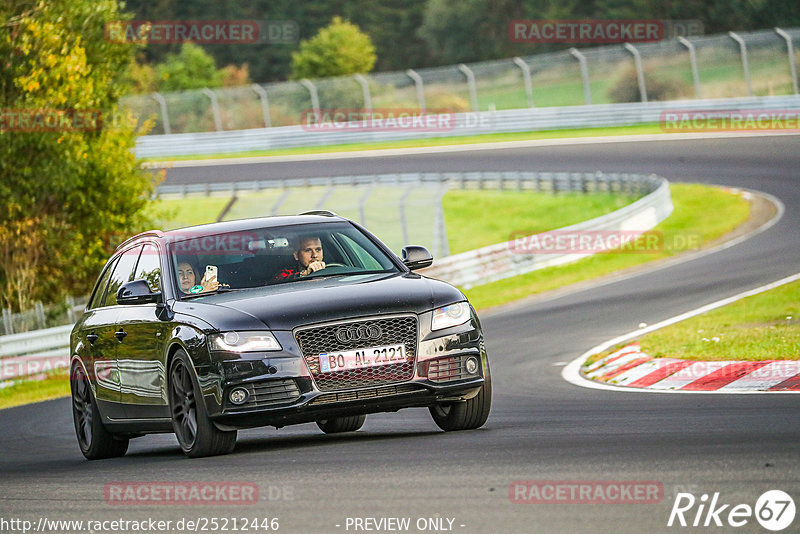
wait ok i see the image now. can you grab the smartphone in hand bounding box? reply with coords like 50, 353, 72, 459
205, 265, 218, 281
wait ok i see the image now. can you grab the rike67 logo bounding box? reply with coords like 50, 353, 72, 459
668, 490, 795, 531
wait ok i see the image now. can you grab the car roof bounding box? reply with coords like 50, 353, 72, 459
115, 214, 349, 251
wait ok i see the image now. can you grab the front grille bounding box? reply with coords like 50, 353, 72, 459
232, 379, 301, 409
296, 315, 418, 391
310, 384, 422, 405
428, 355, 470, 382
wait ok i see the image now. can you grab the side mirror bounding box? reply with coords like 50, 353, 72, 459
402, 245, 433, 271
117, 279, 161, 305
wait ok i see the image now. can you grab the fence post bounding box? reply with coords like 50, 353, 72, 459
354, 74, 373, 114
34, 302, 46, 329
315, 187, 335, 209
271, 189, 292, 216
398, 185, 416, 247
624, 43, 648, 103
775, 28, 799, 95
300, 79, 321, 117
458, 64, 479, 112
201, 88, 223, 131
2, 308, 13, 335
512, 57, 535, 107
433, 184, 450, 258
150, 92, 171, 135
728, 31, 753, 97
406, 69, 426, 112
678, 37, 703, 99
569, 48, 592, 105
66, 296, 75, 324
251, 83, 272, 128
358, 184, 375, 226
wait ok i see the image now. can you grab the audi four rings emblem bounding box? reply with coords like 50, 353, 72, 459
335, 324, 383, 343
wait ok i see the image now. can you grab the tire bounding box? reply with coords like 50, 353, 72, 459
168, 350, 237, 458
429, 363, 492, 431
70, 362, 129, 460
316, 414, 366, 434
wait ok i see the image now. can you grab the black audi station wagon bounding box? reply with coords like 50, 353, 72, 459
70, 212, 491, 458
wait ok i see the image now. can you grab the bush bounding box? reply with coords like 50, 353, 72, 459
607, 64, 688, 103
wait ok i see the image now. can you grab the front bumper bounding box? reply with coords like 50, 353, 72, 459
204, 313, 488, 430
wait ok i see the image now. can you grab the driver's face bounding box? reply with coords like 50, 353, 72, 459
294, 237, 323, 268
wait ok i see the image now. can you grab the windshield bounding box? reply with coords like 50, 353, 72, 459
167, 221, 400, 298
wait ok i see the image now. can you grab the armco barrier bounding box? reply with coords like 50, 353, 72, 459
419, 175, 672, 288
0, 324, 72, 382
135, 95, 800, 158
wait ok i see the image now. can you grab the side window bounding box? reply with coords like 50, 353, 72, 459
134, 244, 162, 292
337, 234, 382, 270
103, 246, 142, 307
88, 257, 118, 310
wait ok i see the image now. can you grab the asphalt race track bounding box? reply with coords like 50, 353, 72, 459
1, 135, 799, 533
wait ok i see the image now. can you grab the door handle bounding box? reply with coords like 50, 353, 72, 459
86, 333, 98, 345
114, 329, 127, 342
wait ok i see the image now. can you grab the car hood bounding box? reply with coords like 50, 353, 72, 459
178, 272, 465, 331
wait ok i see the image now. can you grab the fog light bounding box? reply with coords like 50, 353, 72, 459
229, 387, 249, 405
465, 357, 479, 374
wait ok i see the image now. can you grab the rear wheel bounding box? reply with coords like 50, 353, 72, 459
71, 363, 129, 460
316, 414, 366, 434
168, 350, 237, 458
429, 364, 492, 431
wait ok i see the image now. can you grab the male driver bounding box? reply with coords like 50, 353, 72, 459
274, 235, 326, 280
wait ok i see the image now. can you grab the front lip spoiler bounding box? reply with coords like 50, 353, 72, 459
211, 378, 484, 429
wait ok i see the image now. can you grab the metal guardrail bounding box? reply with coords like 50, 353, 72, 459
420, 174, 672, 288
136, 95, 800, 158
0, 324, 72, 383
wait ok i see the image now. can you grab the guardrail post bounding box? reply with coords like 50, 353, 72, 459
201, 88, 223, 131
569, 48, 592, 105
66, 296, 76, 324
2, 308, 13, 335
624, 43, 648, 102
512, 57, 535, 107
406, 69, 426, 112
678, 37, 703, 99
728, 31, 753, 97
150, 92, 171, 135
354, 74, 373, 114
251, 83, 272, 128
300, 79, 321, 118
458, 64, 479, 112
775, 28, 799, 95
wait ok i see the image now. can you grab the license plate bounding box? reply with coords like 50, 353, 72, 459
318, 344, 406, 373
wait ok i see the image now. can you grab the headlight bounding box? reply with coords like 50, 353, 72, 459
210, 331, 282, 352
431, 302, 471, 331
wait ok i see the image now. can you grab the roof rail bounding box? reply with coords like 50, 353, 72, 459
115, 230, 165, 251
297, 210, 339, 217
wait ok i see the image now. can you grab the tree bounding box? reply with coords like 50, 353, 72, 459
155, 43, 224, 91
290, 16, 376, 80
0, 0, 159, 311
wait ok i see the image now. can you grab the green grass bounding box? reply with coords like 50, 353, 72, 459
462, 183, 751, 310
0, 369, 70, 411
143, 123, 665, 162
637, 280, 800, 362
148, 195, 231, 230
444, 191, 636, 254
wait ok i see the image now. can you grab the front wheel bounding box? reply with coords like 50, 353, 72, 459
429, 364, 492, 431
168, 350, 237, 458
71, 362, 129, 460
316, 414, 366, 434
